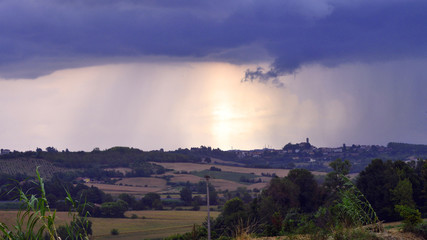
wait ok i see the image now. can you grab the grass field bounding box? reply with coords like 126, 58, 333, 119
94, 210, 220, 239
192, 169, 259, 183
104, 167, 133, 175
84, 182, 170, 197
154, 162, 327, 177
164, 172, 264, 191
116, 177, 167, 188
0, 210, 74, 231
167, 173, 204, 184
0, 210, 220, 240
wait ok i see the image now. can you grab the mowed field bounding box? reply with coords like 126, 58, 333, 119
166, 173, 266, 191
154, 162, 326, 177
0, 210, 74, 229
95, 210, 219, 240
86, 175, 260, 194
116, 177, 167, 188
95, 163, 327, 195
85, 180, 169, 197
0, 210, 219, 240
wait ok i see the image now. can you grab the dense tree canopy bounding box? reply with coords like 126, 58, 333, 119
356, 159, 427, 221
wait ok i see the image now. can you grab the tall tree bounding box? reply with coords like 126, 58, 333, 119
391, 178, 415, 207
180, 187, 192, 205
286, 169, 319, 212
356, 159, 399, 221
325, 159, 351, 191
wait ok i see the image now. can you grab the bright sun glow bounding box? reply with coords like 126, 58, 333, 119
207, 66, 256, 150
212, 102, 236, 146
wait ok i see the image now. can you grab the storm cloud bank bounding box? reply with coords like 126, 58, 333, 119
1, 0, 427, 79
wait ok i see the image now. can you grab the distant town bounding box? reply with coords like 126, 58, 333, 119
1, 139, 427, 173
189, 139, 427, 173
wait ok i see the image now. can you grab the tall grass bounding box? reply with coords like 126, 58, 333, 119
335, 175, 380, 230
0, 167, 91, 240
233, 218, 258, 240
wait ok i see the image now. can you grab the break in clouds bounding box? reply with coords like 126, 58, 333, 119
1, 0, 427, 80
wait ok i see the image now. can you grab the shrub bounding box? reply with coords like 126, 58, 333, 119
209, 166, 222, 172
111, 228, 119, 235
394, 205, 422, 231
332, 228, 381, 240
57, 218, 93, 239
412, 222, 427, 239
100, 200, 128, 218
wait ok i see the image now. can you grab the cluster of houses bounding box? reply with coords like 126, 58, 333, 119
0, 149, 11, 155
234, 138, 392, 162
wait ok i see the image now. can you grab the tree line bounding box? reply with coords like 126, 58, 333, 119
169, 158, 427, 239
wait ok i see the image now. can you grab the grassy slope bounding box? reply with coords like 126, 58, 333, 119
0, 158, 68, 178
191, 169, 258, 183
0, 210, 220, 240
93, 210, 220, 240
154, 162, 327, 177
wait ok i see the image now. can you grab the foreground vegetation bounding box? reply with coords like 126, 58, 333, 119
0, 169, 219, 239
0, 155, 425, 239
0, 169, 92, 239
168, 158, 427, 240
93, 210, 220, 240
0, 209, 221, 239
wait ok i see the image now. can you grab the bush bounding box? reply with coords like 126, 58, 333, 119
164, 224, 207, 240
412, 222, 427, 239
131, 214, 138, 219
100, 200, 128, 218
192, 204, 200, 211
209, 166, 222, 171
57, 218, 93, 239
395, 205, 423, 231
111, 228, 119, 235
332, 228, 381, 240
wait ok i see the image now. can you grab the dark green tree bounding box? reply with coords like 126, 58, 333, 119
212, 197, 247, 236
325, 159, 351, 191
180, 187, 193, 206
99, 201, 128, 218
118, 193, 137, 209
142, 192, 161, 209
286, 169, 319, 212
391, 178, 415, 207
255, 177, 300, 227
356, 159, 399, 221
420, 160, 427, 214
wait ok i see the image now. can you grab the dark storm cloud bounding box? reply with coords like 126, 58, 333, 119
1, 0, 427, 78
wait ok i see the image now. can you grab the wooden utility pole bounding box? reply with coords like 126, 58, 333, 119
205, 175, 211, 240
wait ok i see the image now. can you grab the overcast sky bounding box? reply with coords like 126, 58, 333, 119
1, 0, 426, 151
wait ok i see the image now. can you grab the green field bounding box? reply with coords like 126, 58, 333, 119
0, 201, 23, 210
0, 210, 220, 240
192, 170, 260, 184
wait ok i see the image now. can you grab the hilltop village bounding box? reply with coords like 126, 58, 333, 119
2, 140, 427, 174
236, 138, 390, 160
190, 140, 427, 173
